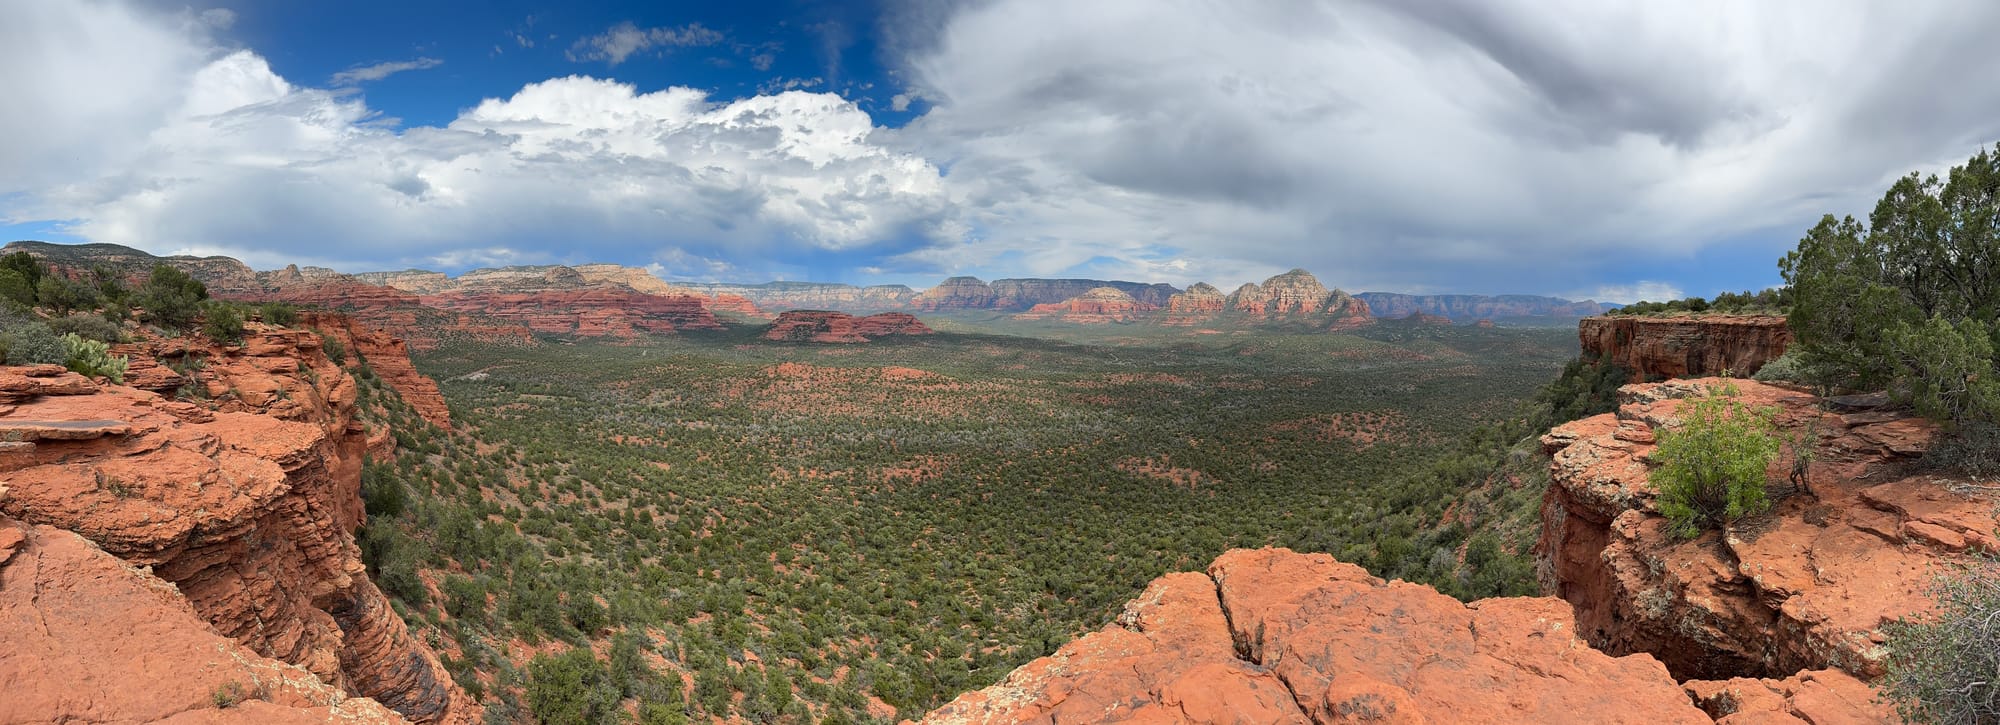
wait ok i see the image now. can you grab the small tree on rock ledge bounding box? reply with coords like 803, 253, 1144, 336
1652, 385, 1781, 537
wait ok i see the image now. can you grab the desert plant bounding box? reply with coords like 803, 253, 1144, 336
2, 322, 66, 366
201, 301, 245, 344
1750, 349, 1808, 384
1883, 557, 2000, 724
47, 312, 122, 343
1927, 422, 2000, 482
61, 333, 126, 382
1651, 387, 1782, 536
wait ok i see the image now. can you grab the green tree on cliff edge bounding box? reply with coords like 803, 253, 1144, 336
1781, 147, 2000, 429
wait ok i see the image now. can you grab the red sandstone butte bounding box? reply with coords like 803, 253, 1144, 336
763, 310, 934, 342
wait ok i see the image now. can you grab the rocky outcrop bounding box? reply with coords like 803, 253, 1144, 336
1228, 269, 1328, 315
0, 324, 476, 723
1161, 282, 1227, 325
1358, 293, 1615, 321
1014, 287, 1156, 323
1580, 315, 1791, 382
1321, 290, 1374, 331
1539, 377, 1982, 684
0, 517, 406, 724
762, 311, 933, 343
912, 277, 1001, 311
422, 289, 724, 337
1224, 270, 1374, 330
301, 312, 453, 430
928, 548, 1756, 724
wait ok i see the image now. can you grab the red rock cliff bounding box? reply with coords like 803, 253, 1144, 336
302, 311, 453, 430
1539, 378, 1981, 685
0, 327, 477, 723
1580, 315, 1791, 382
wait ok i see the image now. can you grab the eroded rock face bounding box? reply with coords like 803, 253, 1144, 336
0, 325, 476, 723
763, 310, 934, 343
0, 518, 406, 724
913, 277, 1000, 310
1162, 282, 1226, 326
1223, 270, 1374, 330
1014, 287, 1157, 323
301, 312, 453, 430
1538, 377, 1981, 683
1229, 269, 1328, 315
1580, 315, 1792, 382
926, 548, 1711, 724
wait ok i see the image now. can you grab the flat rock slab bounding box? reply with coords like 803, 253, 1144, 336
0, 419, 133, 441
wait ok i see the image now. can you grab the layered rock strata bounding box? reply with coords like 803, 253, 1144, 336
1580, 315, 1791, 382
0, 326, 475, 723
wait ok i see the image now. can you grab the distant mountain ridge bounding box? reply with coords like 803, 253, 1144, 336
1356, 292, 1615, 321
3, 241, 1613, 328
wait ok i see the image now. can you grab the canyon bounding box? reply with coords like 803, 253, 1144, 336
0, 321, 476, 723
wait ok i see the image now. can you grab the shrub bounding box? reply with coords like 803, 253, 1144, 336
35, 275, 98, 315
47, 312, 122, 344
61, 333, 126, 382
1883, 557, 2000, 724
1651, 387, 1781, 537
136, 264, 207, 329
319, 332, 348, 364
1926, 422, 2000, 481
2, 322, 67, 366
526, 648, 620, 725
200, 301, 245, 344
257, 302, 298, 326
1750, 349, 1808, 384
1887, 317, 2000, 427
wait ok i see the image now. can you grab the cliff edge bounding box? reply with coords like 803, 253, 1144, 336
0, 322, 476, 723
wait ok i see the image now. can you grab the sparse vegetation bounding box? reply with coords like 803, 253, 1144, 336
1883, 557, 2000, 724
1608, 288, 1788, 317
341, 323, 1579, 721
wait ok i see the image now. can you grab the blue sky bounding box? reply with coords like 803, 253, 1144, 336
221, 0, 924, 129
6, 1, 2000, 301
